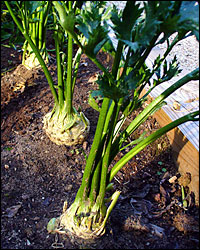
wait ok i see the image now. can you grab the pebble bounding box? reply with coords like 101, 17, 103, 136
32, 216, 40, 221
4, 164, 9, 169
143, 171, 152, 178
27, 239, 31, 246
22, 194, 30, 200
82, 141, 88, 150
65, 184, 73, 191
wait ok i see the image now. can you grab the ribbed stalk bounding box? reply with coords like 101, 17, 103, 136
38, 5, 44, 51
119, 47, 131, 79
78, 39, 127, 204
74, 98, 110, 202
64, 1, 73, 115
97, 103, 119, 206
53, 5, 64, 108
135, 33, 160, 71
65, 34, 73, 114
72, 42, 84, 94
112, 40, 123, 79
88, 159, 102, 204
32, 11, 37, 46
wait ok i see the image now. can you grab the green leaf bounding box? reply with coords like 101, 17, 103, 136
63, 11, 76, 33
1, 31, 12, 41
76, 2, 110, 57
134, 2, 162, 46
120, 39, 139, 53
88, 93, 101, 112
101, 38, 116, 56
47, 218, 58, 233
159, 56, 182, 83
91, 90, 104, 98
4, 147, 13, 151
81, 23, 109, 57
53, 1, 76, 33
25, 1, 44, 15
161, 14, 181, 34
124, 72, 140, 90
111, 1, 143, 41
91, 74, 128, 101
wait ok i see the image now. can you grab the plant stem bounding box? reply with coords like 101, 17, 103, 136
181, 186, 187, 208
89, 159, 102, 204
64, 1, 73, 115
32, 11, 37, 46
72, 37, 85, 94
74, 98, 110, 202
98, 40, 125, 139
135, 33, 160, 70
119, 47, 131, 79
90, 57, 114, 84
38, 5, 44, 51
97, 102, 119, 206
112, 40, 123, 79
54, 20, 64, 107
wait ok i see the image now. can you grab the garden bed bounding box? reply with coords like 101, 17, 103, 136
1, 44, 199, 249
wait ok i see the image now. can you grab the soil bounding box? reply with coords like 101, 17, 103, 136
1, 39, 199, 249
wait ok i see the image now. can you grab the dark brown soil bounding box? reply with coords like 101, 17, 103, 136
1, 41, 199, 249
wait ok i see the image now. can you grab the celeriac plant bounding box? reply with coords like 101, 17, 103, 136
12, 1, 51, 69
47, 1, 199, 239
5, 1, 90, 146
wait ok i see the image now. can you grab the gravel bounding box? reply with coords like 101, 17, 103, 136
157, 33, 199, 72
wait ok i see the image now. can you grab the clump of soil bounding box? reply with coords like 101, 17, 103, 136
1, 44, 199, 249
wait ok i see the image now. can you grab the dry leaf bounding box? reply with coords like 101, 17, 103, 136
149, 223, 165, 237
6, 204, 21, 217
178, 173, 191, 187
88, 73, 98, 83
